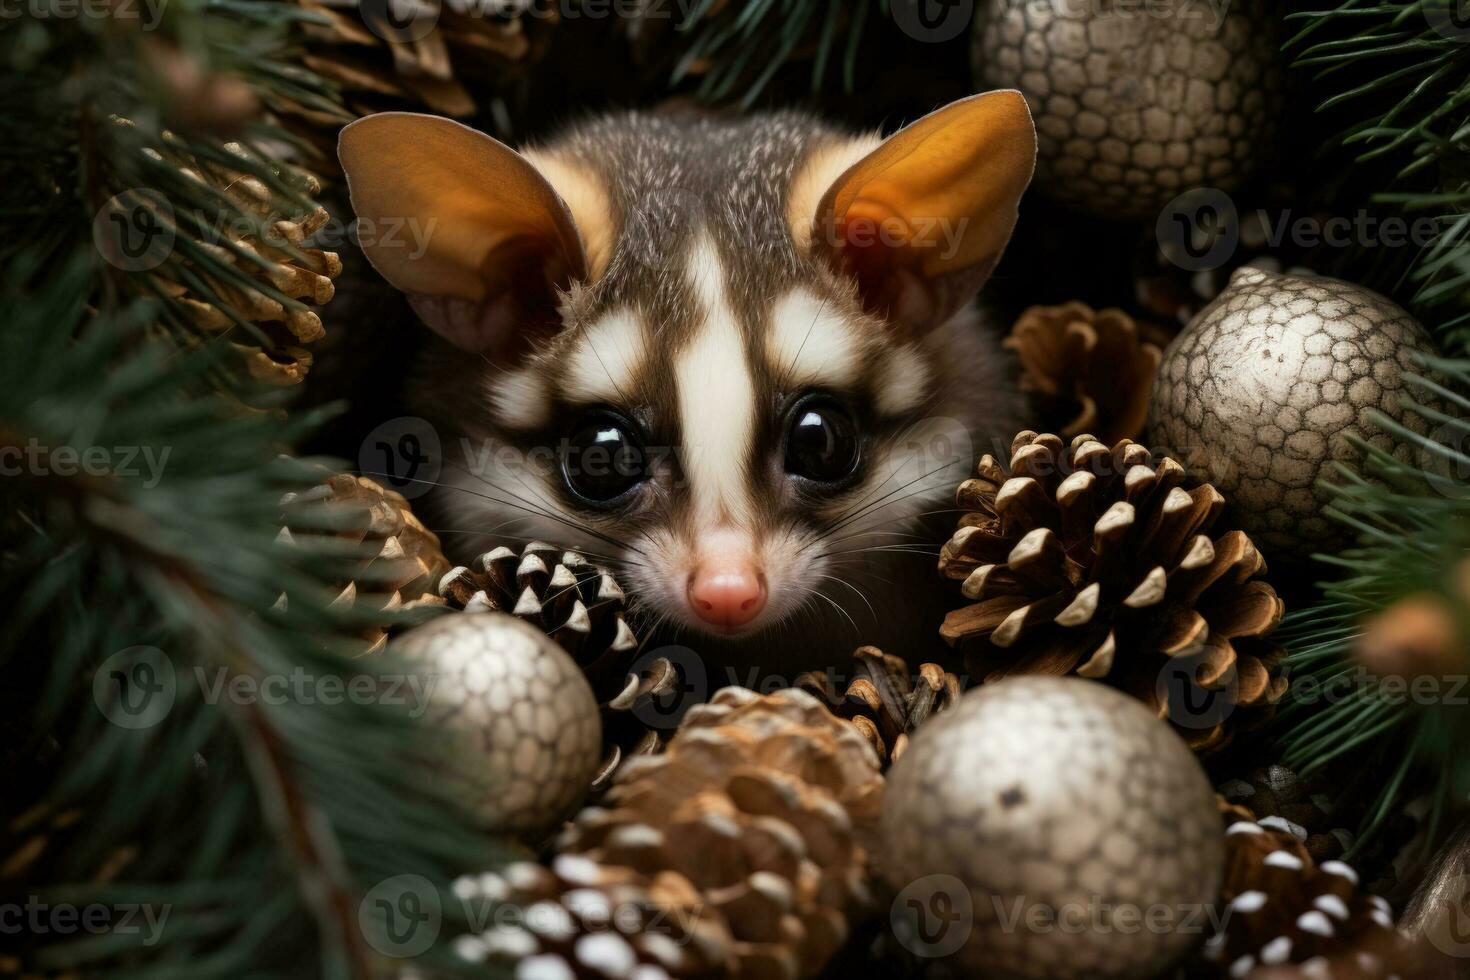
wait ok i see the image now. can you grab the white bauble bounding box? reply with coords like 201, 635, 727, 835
974, 0, 1282, 220
881, 676, 1222, 979
392, 612, 602, 833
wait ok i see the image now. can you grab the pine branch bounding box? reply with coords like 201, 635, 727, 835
1287, 0, 1470, 348
1272, 360, 1470, 855
1, 0, 347, 389
672, 0, 888, 107
0, 260, 513, 975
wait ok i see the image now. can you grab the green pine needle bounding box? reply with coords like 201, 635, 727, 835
674, 0, 888, 107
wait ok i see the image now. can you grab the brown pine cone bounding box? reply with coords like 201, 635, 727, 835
451, 857, 734, 978
1218, 765, 1354, 865
1005, 302, 1170, 445
124, 123, 341, 385
279, 473, 450, 653
1216, 764, 1423, 895
278, 0, 557, 166
795, 646, 961, 768
588, 654, 683, 796
938, 431, 1287, 752
1200, 819, 1400, 978
438, 542, 639, 683
453, 688, 884, 980
438, 542, 653, 790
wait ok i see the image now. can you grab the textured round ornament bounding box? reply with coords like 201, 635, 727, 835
391, 612, 602, 833
972, 0, 1281, 220
1147, 266, 1440, 556
881, 676, 1222, 980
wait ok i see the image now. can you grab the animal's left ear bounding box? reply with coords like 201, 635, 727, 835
810, 91, 1036, 334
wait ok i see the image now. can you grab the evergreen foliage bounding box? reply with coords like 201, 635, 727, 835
1273, 0, 1470, 854
3, 0, 1469, 973
1, 3, 512, 976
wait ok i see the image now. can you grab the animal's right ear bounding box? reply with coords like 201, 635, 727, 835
338, 112, 588, 360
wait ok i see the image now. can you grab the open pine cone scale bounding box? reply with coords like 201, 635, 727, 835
439, 542, 638, 686
795, 647, 962, 767
437, 541, 680, 793
939, 432, 1286, 751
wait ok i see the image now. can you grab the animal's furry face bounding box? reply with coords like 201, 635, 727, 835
412, 111, 1015, 640
341, 96, 1036, 643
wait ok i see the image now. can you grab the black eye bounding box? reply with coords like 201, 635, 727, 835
785, 397, 860, 484
562, 412, 645, 503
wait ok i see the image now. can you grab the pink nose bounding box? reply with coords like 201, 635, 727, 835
687, 564, 768, 629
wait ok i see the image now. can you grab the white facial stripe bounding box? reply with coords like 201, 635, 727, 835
677, 236, 756, 527
563, 308, 646, 404
766, 288, 863, 388
876, 345, 931, 415
486, 367, 550, 429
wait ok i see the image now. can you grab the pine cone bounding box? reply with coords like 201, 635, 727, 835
128, 126, 341, 385
1217, 763, 1423, 895
1004, 302, 1169, 444
795, 646, 961, 767
1218, 766, 1354, 865
279, 473, 450, 653
278, 0, 556, 165
938, 431, 1287, 752
1200, 819, 1400, 977
453, 688, 884, 979
438, 542, 654, 789
439, 543, 638, 679
453, 855, 734, 978
589, 654, 682, 796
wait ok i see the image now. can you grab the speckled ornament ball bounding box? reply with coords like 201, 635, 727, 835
973, 0, 1281, 219
880, 676, 1221, 980
1148, 266, 1440, 555
391, 612, 602, 833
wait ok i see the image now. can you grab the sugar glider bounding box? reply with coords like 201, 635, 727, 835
339, 92, 1036, 670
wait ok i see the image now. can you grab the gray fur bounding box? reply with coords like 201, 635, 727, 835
409, 108, 1027, 669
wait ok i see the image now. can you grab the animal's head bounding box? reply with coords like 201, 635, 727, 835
339, 93, 1035, 640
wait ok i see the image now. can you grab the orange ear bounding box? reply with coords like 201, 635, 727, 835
813, 91, 1036, 333
338, 112, 587, 358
